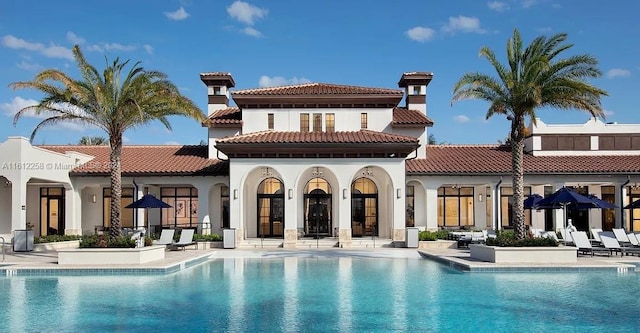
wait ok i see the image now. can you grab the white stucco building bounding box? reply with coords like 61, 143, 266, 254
2, 71, 640, 247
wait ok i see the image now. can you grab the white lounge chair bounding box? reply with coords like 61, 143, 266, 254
627, 233, 640, 247
590, 228, 603, 243
170, 229, 196, 251
599, 231, 640, 256
571, 231, 611, 257
612, 228, 632, 246
542, 231, 560, 242
153, 229, 175, 246
559, 228, 574, 245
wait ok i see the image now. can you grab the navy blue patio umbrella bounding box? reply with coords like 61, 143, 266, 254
126, 194, 172, 235
623, 199, 640, 210
534, 187, 599, 229
584, 194, 617, 209
524, 194, 544, 209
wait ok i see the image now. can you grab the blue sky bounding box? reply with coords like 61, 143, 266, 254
1, 0, 638, 145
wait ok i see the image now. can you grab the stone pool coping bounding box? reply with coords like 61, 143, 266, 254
1, 247, 638, 275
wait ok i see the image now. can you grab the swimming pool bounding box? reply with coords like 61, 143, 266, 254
0, 256, 638, 332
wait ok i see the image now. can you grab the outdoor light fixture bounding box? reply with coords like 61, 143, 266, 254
397, 188, 402, 199
288, 188, 293, 199
233, 189, 238, 199
478, 194, 483, 202
91, 194, 97, 203
343, 188, 348, 199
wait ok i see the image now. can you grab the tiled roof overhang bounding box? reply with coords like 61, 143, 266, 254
41, 145, 228, 176
406, 145, 640, 175
231, 83, 404, 108
216, 130, 419, 158
392, 107, 434, 128
202, 107, 242, 128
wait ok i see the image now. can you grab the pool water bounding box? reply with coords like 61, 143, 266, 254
1, 257, 638, 332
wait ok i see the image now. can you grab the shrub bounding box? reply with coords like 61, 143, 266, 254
34, 234, 81, 244
485, 230, 558, 247
193, 233, 223, 242
419, 231, 437, 241
79, 235, 136, 248
434, 230, 450, 240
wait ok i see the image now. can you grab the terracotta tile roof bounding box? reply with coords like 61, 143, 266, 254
40, 145, 227, 176
392, 107, 434, 127
232, 82, 404, 96
407, 145, 640, 175
203, 107, 242, 127
200, 72, 235, 87
216, 130, 419, 144
200, 72, 232, 77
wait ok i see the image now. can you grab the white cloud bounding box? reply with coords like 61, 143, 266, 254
522, 0, 537, 8
87, 42, 137, 53
454, 115, 471, 123
441, 16, 486, 34
487, 1, 509, 12
1, 96, 93, 132
143, 44, 154, 55
1, 96, 40, 117
165, 6, 189, 21
258, 75, 311, 88
242, 27, 263, 38
536, 27, 553, 33
66, 31, 85, 44
227, 1, 267, 25
603, 109, 614, 117
606, 68, 631, 79
2, 35, 74, 60
406, 27, 436, 42
16, 60, 42, 71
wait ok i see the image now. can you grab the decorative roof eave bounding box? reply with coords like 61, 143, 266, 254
231, 94, 403, 109
216, 141, 418, 158
392, 122, 434, 128
202, 120, 244, 128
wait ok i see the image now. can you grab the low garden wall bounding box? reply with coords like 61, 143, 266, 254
470, 244, 577, 263
57, 245, 166, 265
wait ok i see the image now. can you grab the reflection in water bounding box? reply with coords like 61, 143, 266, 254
1, 257, 640, 332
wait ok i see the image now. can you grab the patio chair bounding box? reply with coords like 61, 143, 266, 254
170, 229, 196, 251
599, 232, 640, 256
627, 233, 640, 247
612, 228, 633, 247
542, 231, 560, 242
558, 228, 574, 245
570, 231, 611, 257
153, 229, 176, 246
590, 228, 603, 244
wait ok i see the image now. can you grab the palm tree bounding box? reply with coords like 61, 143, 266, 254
11, 45, 205, 239
451, 29, 607, 239
78, 136, 108, 145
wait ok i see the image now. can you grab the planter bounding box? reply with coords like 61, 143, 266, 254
195, 241, 223, 249
57, 245, 166, 265
470, 244, 577, 263
418, 240, 457, 249
33, 240, 81, 252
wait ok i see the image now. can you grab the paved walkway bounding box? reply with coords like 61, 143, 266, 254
1, 245, 639, 273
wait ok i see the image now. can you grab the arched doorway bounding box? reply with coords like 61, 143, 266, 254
304, 178, 332, 237
257, 178, 284, 238
351, 177, 378, 237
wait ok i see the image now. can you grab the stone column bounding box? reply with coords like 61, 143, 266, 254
10, 177, 26, 232
64, 186, 82, 235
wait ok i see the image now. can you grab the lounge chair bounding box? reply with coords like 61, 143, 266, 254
612, 228, 632, 246
627, 233, 640, 247
590, 228, 603, 243
153, 229, 175, 246
599, 232, 640, 256
571, 231, 611, 257
170, 229, 196, 251
558, 228, 574, 245
542, 231, 560, 242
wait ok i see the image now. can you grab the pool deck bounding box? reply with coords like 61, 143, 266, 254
0, 246, 638, 274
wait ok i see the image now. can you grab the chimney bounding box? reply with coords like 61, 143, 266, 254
398, 72, 433, 114
200, 72, 235, 116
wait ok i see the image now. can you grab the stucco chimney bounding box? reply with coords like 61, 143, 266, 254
398, 72, 433, 114
200, 72, 235, 116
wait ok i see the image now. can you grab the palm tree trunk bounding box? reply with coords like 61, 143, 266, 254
109, 135, 123, 240
510, 116, 526, 240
